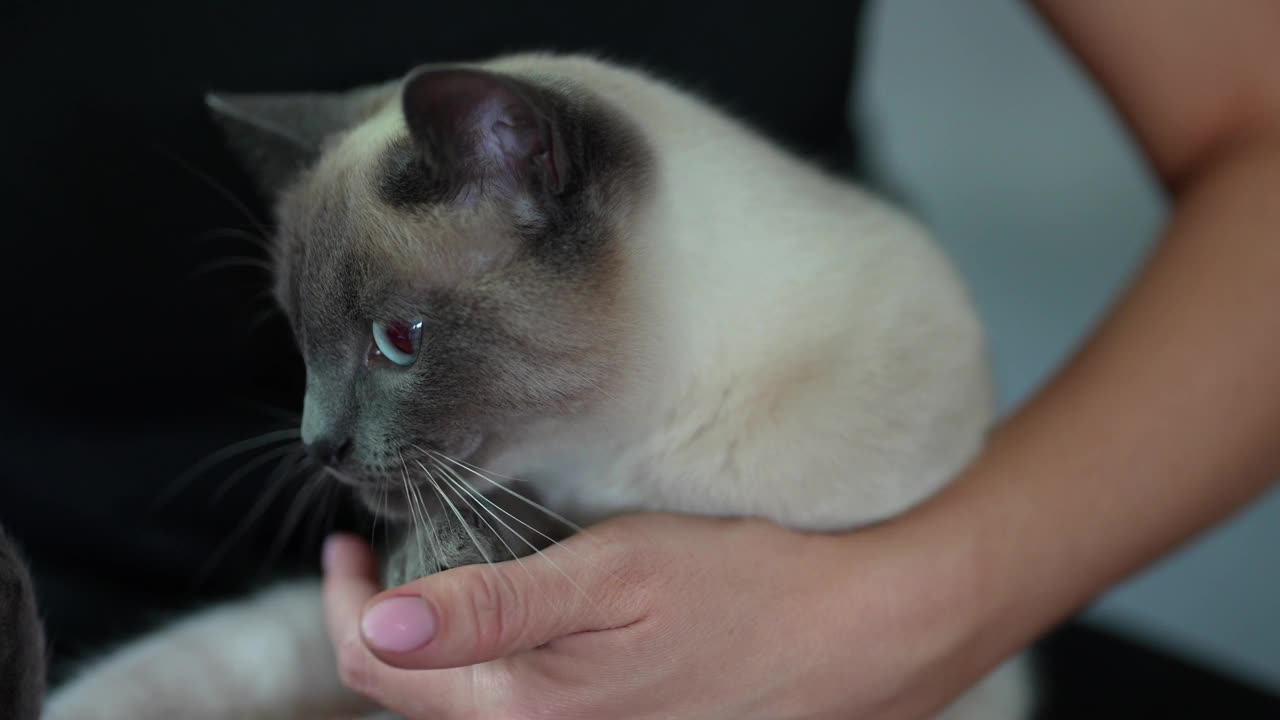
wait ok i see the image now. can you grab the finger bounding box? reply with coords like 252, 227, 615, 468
359, 528, 644, 671
321, 534, 491, 716
322, 534, 395, 703
322, 534, 383, 681
322, 533, 380, 582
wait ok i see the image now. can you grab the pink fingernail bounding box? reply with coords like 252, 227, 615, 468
362, 596, 437, 653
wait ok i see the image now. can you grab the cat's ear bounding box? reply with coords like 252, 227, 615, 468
205, 83, 393, 198
401, 67, 569, 197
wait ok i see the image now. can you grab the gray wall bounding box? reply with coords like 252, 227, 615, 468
854, 0, 1279, 691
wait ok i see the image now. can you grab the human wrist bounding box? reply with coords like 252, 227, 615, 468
815, 506, 994, 714
845, 473, 1037, 714
889, 499, 992, 667
891, 426, 1108, 679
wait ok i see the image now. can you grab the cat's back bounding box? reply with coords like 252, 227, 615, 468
487, 54, 994, 530
490, 52, 977, 342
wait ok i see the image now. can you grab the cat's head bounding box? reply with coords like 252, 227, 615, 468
208, 59, 651, 514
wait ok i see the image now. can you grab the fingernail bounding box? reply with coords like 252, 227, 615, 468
362, 596, 437, 653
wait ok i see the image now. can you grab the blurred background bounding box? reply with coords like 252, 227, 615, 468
855, 0, 1280, 693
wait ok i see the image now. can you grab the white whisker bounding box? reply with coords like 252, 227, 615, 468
263, 473, 323, 571
400, 450, 447, 575
211, 443, 300, 502
420, 446, 587, 537
156, 428, 300, 508
407, 463, 445, 574
190, 255, 276, 279
370, 470, 389, 547
431, 458, 532, 580
431, 456, 586, 597
322, 466, 356, 485
194, 448, 306, 585
430, 453, 588, 562
247, 306, 282, 333
190, 226, 272, 253
411, 445, 524, 484
412, 459, 496, 571
229, 398, 301, 425
154, 144, 274, 240
398, 452, 430, 575
304, 473, 339, 552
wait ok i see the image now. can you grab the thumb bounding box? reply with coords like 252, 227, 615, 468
358, 532, 640, 670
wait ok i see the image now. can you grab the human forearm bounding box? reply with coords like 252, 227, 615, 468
904, 132, 1280, 681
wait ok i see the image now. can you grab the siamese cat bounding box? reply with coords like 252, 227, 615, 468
18, 53, 1031, 719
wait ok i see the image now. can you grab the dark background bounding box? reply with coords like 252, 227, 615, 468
1, 1, 1276, 716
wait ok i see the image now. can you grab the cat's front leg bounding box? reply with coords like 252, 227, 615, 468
44, 579, 373, 720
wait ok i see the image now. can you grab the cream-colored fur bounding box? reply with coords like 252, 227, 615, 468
485, 56, 995, 532
46, 54, 1031, 719
43, 581, 373, 719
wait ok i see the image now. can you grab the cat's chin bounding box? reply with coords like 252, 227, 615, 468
353, 460, 491, 521
356, 484, 432, 520
345, 432, 495, 520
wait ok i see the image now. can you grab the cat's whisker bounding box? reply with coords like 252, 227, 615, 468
230, 398, 301, 425
411, 475, 446, 574
156, 428, 300, 509
210, 443, 300, 503
421, 446, 588, 537
398, 454, 430, 576
432, 457, 584, 597
431, 458, 531, 580
400, 451, 446, 576
190, 226, 272, 254
369, 474, 384, 548
412, 458, 458, 571
153, 144, 274, 241
261, 471, 324, 576
305, 472, 341, 555
190, 255, 276, 280
381, 475, 390, 545
407, 453, 453, 571
429, 452, 588, 562
412, 459, 497, 573
321, 466, 356, 485
243, 288, 280, 316
432, 459, 529, 551
411, 445, 525, 484
247, 306, 283, 333
193, 448, 307, 587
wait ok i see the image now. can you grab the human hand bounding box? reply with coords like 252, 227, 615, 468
322, 512, 991, 720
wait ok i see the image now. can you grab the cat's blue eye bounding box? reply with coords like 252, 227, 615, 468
371, 319, 424, 367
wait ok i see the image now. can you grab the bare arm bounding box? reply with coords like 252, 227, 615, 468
899, 0, 1280, 690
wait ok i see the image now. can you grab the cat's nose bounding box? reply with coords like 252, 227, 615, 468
306, 436, 353, 467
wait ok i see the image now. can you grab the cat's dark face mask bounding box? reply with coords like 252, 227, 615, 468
207, 63, 651, 515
